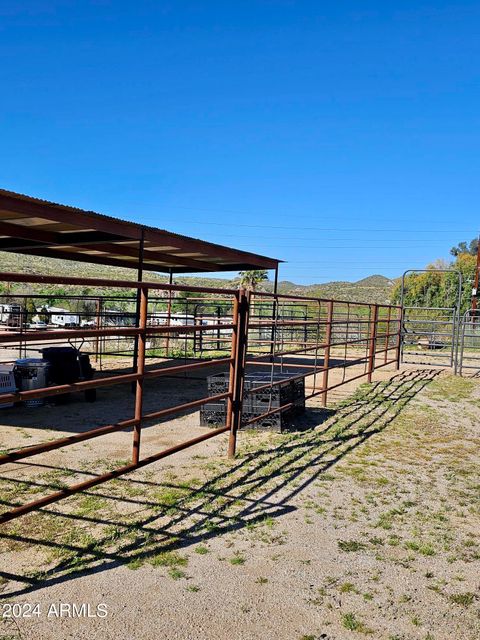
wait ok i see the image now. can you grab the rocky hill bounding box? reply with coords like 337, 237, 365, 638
275, 274, 395, 304
0, 253, 395, 304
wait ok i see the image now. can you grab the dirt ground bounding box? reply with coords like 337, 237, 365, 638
0, 361, 479, 640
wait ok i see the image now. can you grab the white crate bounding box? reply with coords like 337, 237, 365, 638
0, 365, 16, 409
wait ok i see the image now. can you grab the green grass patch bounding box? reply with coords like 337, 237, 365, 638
404, 541, 436, 556
194, 545, 209, 555
149, 551, 188, 568
448, 592, 476, 607
342, 612, 373, 634
168, 567, 187, 580
74, 494, 108, 516
426, 376, 476, 403
186, 584, 200, 592
338, 540, 367, 552
127, 557, 144, 570
229, 553, 246, 565
153, 487, 189, 513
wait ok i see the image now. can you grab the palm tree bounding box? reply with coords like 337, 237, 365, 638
238, 270, 268, 291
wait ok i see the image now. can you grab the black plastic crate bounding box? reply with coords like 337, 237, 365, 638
201, 371, 305, 431
200, 408, 227, 427
207, 372, 230, 395
199, 397, 228, 426
241, 407, 297, 432
217, 372, 301, 395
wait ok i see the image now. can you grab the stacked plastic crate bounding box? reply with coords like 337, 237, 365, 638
200, 371, 305, 432
199, 372, 231, 426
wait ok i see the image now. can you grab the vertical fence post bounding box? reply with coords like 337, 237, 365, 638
457, 312, 466, 377
226, 293, 239, 434
321, 300, 334, 407
395, 306, 402, 370
132, 286, 148, 464
228, 288, 249, 459
132, 230, 145, 386
194, 314, 202, 354
367, 304, 379, 382
165, 269, 173, 357
94, 297, 102, 364
216, 306, 221, 351
269, 267, 279, 361
384, 306, 391, 364
303, 308, 308, 348
19, 300, 26, 359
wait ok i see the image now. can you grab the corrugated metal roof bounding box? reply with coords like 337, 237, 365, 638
0, 189, 280, 273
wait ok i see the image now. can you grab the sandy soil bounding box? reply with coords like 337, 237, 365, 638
1, 361, 479, 640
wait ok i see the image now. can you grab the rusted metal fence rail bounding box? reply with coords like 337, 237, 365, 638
0, 273, 243, 524
0, 272, 401, 523
0, 292, 237, 362
235, 291, 401, 442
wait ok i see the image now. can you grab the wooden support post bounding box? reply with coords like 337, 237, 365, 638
132, 287, 148, 464
367, 304, 379, 382
228, 288, 249, 459
321, 300, 334, 406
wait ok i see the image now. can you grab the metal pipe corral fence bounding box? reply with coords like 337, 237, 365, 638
0, 271, 401, 524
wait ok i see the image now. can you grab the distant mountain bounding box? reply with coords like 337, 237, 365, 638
0, 253, 395, 304
310, 274, 394, 304
273, 274, 394, 304
354, 275, 395, 287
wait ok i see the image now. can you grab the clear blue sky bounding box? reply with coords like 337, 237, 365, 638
1, 1, 479, 284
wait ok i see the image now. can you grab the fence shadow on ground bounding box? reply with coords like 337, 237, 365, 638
0, 368, 439, 598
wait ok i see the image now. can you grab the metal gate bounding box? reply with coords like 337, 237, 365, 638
457, 309, 480, 377
400, 269, 462, 371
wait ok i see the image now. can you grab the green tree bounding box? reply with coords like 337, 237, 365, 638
450, 237, 478, 257
391, 253, 476, 313
39, 305, 50, 324
24, 298, 37, 324
238, 270, 268, 291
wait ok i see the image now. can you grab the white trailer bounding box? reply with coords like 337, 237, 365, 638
0, 304, 23, 327
46, 306, 80, 327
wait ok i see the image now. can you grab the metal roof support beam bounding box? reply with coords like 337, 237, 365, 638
16, 247, 172, 272
142, 228, 278, 269
72, 242, 215, 271
0, 221, 127, 247
0, 221, 271, 272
